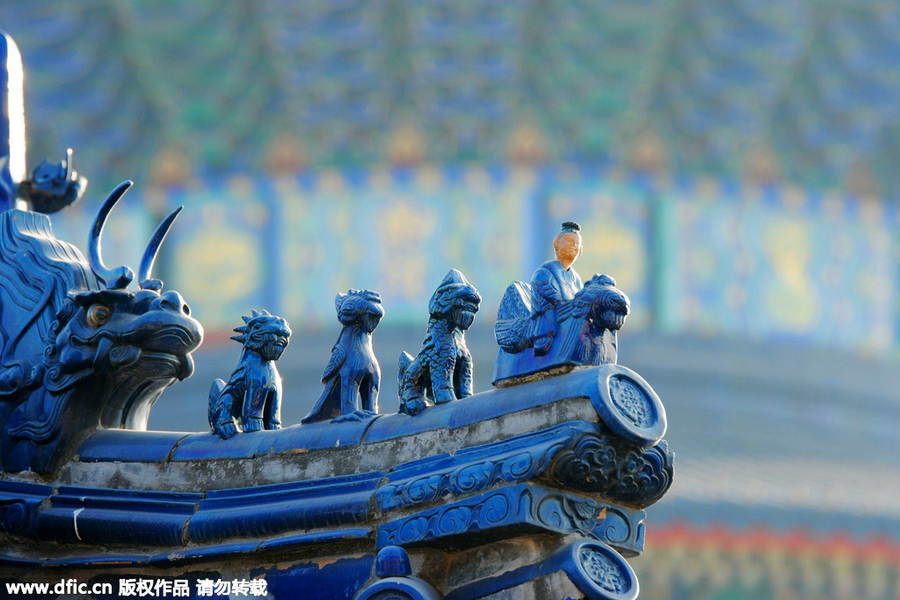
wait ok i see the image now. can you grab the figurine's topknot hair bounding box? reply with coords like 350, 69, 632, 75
560, 221, 581, 233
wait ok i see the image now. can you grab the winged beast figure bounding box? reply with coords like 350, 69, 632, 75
302, 289, 384, 424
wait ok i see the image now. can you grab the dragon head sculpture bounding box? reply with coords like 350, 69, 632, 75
0, 181, 203, 473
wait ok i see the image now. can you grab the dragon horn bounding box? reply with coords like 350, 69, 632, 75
89, 181, 135, 290
138, 206, 183, 289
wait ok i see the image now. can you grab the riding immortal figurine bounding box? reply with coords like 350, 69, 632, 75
493, 221, 630, 385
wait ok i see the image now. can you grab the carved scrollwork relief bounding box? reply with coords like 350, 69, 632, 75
376, 483, 644, 555
547, 433, 673, 508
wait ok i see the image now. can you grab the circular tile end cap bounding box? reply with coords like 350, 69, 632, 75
593, 364, 666, 447
565, 539, 639, 600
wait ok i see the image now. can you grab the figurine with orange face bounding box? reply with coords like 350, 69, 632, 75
531, 221, 584, 355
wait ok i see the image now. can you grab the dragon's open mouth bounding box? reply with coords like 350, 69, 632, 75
137, 351, 195, 380
457, 308, 477, 330
600, 309, 628, 331
363, 313, 381, 333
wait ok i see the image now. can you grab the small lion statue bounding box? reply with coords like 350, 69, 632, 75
398, 269, 481, 416
208, 310, 292, 439
302, 289, 384, 424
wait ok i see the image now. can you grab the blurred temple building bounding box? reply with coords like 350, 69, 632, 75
3, 2, 900, 599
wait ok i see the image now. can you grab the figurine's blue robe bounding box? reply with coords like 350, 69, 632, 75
531, 260, 583, 344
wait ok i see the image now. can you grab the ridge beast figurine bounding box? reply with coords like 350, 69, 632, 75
0, 181, 203, 472
494, 221, 630, 385
398, 269, 481, 416
302, 289, 384, 424
208, 310, 291, 439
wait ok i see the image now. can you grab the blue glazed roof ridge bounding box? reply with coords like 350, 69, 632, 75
68, 367, 605, 465
0, 479, 54, 496
75, 429, 192, 463
316, 409, 384, 452
364, 367, 603, 445
165, 431, 195, 462
2, 414, 644, 565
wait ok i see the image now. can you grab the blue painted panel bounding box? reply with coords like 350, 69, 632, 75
165, 185, 273, 331
664, 183, 900, 353
276, 167, 529, 328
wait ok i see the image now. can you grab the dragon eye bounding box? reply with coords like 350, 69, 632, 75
87, 305, 111, 327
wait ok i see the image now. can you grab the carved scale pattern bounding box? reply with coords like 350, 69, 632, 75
546, 433, 673, 508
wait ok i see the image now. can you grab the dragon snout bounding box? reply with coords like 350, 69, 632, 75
151, 291, 192, 316
138, 291, 204, 354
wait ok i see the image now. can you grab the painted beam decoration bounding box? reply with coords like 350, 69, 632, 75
0, 31, 673, 599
